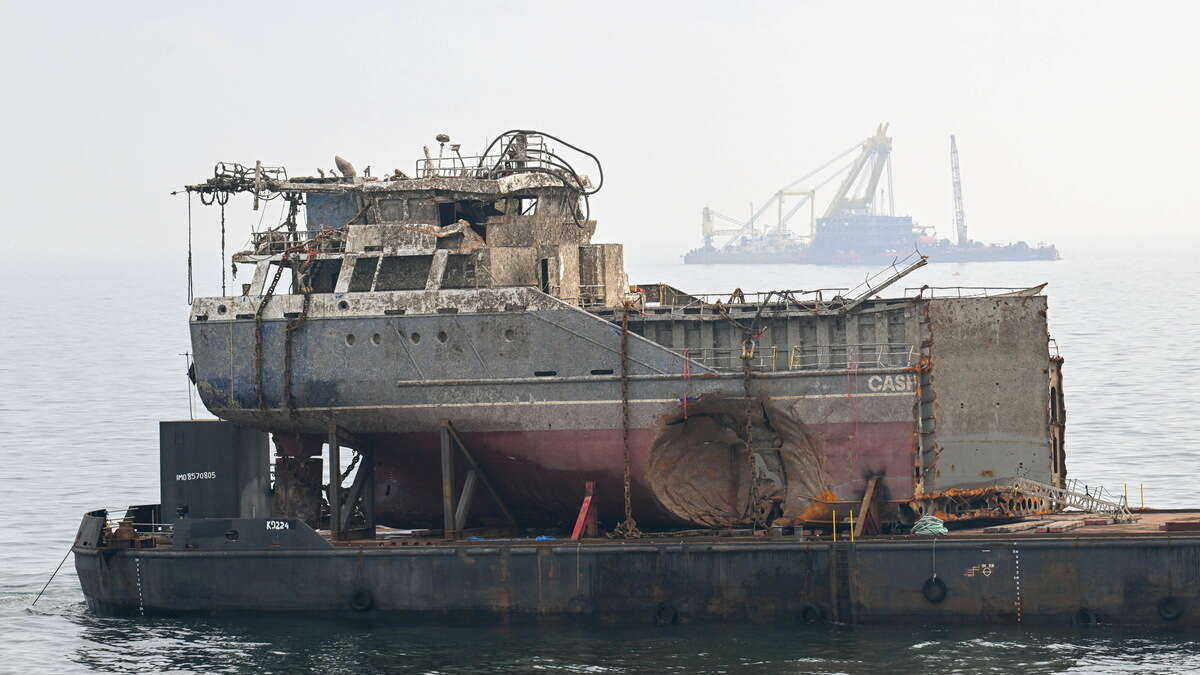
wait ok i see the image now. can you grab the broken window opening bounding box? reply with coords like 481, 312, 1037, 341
348, 257, 379, 292
375, 256, 433, 292
538, 258, 551, 294
307, 260, 342, 294
437, 203, 456, 227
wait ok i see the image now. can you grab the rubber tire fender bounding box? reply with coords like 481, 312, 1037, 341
351, 588, 374, 612
1159, 596, 1184, 622
922, 577, 947, 604
800, 604, 824, 624
654, 603, 678, 625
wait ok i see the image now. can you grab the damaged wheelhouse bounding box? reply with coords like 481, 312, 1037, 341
184, 130, 1067, 535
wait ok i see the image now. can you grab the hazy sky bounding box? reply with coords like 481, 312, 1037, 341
3, 1, 1197, 273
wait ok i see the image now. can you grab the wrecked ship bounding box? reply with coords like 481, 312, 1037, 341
181, 130, 1068, 533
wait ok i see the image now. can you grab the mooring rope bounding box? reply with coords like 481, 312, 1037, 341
912, 513, 947, 578
30, 544, 73, 607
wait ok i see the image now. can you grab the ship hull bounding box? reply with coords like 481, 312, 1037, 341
363, 420, 914, 528
74, 514, 1200, 625
683, 244, 1059, 265
190, 290, 1059, 529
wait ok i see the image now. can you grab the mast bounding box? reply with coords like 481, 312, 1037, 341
950, 134, 967, 246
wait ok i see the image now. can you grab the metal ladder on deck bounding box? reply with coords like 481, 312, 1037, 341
1011, 475, 1134, 523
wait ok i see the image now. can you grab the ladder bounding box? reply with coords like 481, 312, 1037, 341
1011, 476, 1134, 523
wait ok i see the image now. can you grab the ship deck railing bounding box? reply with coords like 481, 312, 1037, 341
414, 134, 560, 180
634, 286, 852, 311
902, 285, 1043, 299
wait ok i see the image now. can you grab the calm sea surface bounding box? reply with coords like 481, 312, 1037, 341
2, 240, 1198, 673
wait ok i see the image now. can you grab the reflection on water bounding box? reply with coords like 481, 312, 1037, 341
56, 612, 1200, 674
3, 241, 1200, 673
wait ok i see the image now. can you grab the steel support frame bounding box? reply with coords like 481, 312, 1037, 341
328, 424, 375, 541
440, 419, 516, 539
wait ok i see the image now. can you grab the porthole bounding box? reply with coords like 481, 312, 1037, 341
345, 334, 356, 346
371, 333, 381, 345
437, 330, 448, 343
217, 304, 227, 314
410, 332, 421, 344
338, 300, 350, 310
503, 328, 515, 342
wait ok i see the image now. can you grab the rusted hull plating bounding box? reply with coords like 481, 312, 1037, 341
365, 420, 916, 529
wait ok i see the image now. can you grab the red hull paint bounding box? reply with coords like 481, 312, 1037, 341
368, 420, 915, 528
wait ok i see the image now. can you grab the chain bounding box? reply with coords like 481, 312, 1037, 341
732, 292, 779, 529
283, 251, 315, 416
611, 302, 641, 538
255, 253, 287, 410
742, 331, 763, 528
339, 448, 362, 482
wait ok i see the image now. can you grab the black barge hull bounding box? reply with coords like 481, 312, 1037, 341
74, 515, 1200, 625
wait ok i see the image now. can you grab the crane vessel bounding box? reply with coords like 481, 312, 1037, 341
684, 125, 1059, 265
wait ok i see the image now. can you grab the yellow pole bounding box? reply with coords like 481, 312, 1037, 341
1140, 484, 1145, 510
1124, 483, 1128, 507
850, 510, 856, 543
832, 509, 837, 542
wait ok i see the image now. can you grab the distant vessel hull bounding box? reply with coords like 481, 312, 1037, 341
683, 243, 1060, 265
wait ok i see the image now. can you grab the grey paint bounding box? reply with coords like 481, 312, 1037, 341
159, 420, 270, 522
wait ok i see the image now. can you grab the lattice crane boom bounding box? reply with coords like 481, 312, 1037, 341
822, 123, 892, 219
950, 134, 967, 246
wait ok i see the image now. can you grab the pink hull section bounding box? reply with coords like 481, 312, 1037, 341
370, 420, 916, 529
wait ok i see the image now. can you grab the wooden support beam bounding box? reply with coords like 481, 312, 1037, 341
328, 424, 342, 541
454, 470, 479, 532
853, 476, 879, 538
440, 425, 457, 539
443, 420, 516, 528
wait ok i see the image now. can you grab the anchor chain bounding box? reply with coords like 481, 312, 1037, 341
255, 252, 287, 410
283, 251, 315, 416
611, 302, 641, 539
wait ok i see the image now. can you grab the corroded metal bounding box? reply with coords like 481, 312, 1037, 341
183, 131, 1066, 531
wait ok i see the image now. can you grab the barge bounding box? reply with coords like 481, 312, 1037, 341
74, 130, 1190, 624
